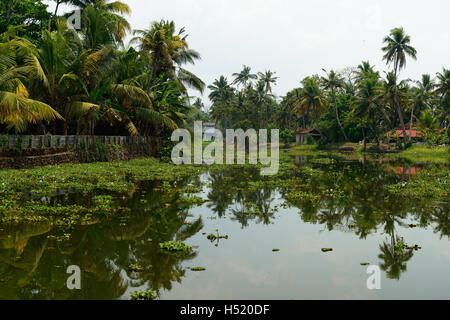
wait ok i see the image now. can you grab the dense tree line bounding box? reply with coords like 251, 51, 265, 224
0, 0, 205, 137
1, 2, 448, 149
208, 28, 449, 148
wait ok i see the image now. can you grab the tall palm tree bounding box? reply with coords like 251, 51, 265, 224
435, 68, 450, 97
292, 77, 328, 128
132, 20, 204, 94
252, 79, 274, 127
232, 65, 257, 88
410, 74, 434, 126
257, 70, 278, 94
352, 77, 386, 150
380, 72, 410, 140
0, 38, 62, 132
31, 21, 106, 134
208, 76, 234, 104
354, 61, 379, 83
53, 0, 72, 16
321, 69, 348, 141
69, 0, 131, 44
382, 27, 417, 142
208, 76, 234, 128
435, 68, 450, 131
417, 109, 439, 130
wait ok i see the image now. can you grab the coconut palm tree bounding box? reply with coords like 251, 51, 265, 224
132, 20, 204, 94
208, 76, 235, 128
208, 76, 234, 104
352, 77, 386, 150
382, 27, 417, 142
30, 22, 97, 134
257, 70, 278, 94
321, 69, 348, 141
292, 77, 328, 129
68, 0, 131, 44
252, 78, 275, 127
417, 109, 439, 130
354, 61, 379, 83
232, 65, 257, 88
0, 38, 62, 132
435, 68, 450, 131
53, 0, 71, 16
380, 72, 410, 138
410, 74, 435, 126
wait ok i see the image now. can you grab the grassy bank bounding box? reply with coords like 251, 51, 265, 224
387, 145, 450, 164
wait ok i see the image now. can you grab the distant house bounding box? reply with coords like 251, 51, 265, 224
295, 129, 321, 145
384, 125, 423, 141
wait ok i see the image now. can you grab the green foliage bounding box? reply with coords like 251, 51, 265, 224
0, 135, 8, 150
280, 129, 295, 143
94, 138, 109, 162
110, 141, 119, 156
159, 135, 176, 162
130, 289, 157, 300
422, 129, 449, 146
0, 0, 51, 42
14, 135, 24, 154
159, 240, 192, 254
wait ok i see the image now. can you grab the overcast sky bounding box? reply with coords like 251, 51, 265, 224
44, 0, 450, 107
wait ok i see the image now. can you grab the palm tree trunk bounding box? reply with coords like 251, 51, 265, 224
393, 59, 409, 144
54, 1, 61, 16
409, 105, 415, 138
362, 128, 366, 152
333, 93, 348, 141
396, 102, 409, 144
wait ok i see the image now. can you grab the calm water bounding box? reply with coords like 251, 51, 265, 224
0, 154, 449, 299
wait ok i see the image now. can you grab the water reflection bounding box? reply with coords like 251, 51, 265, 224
0, 179, 203, 299
0, 156, 448, 299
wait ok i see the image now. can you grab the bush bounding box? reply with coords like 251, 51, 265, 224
316, 136, 329, 150
159, 137, 176, 162
422, 129, 449, 146
280, 129, 295, 144
0, 136, 8, 150
306, 134, 317, 145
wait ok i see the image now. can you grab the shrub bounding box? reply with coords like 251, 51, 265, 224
0, 136, 8, 150
280, 129, 295, 144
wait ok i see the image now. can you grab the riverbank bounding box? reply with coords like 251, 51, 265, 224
286, 143, 449, 164
387, 145, 450, 164
0, 141, 157, 170
1, 144, 448, 225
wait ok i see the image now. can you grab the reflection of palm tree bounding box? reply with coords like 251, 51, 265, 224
0, 177, 204, 299
432, 204, 450, 239
207, 166, 277, 228
378, 240, 414, 280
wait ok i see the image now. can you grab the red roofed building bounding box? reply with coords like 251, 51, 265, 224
385, 123, 424, 141
385, 129, 423, 139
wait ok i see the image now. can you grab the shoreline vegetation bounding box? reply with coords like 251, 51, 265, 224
0, 144, 448, 225
0, 0, 448, 241
0, 1, 448, 160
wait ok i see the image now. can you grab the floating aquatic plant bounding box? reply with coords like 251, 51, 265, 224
130, 289, 157, 300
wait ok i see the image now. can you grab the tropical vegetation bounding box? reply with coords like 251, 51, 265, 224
0, 2, 448, 152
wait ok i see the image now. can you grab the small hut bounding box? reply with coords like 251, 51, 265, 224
296, 129, 321, 145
